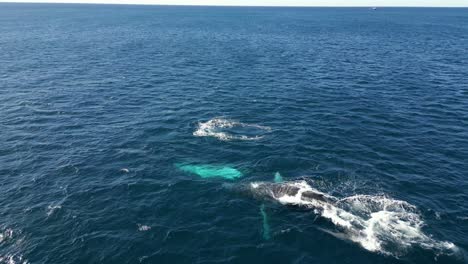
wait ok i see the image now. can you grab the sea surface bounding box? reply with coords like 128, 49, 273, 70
1, 4, 468, 264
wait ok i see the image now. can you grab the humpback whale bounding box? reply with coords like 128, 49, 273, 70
247, 179, 457, 257
249, 180, 334, 206
177, 166, 457, 257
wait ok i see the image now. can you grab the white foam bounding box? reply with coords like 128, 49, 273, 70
46, 204, 62, 217
137, 224, 151, 232
251, 181, 457, 257
193, 118, 271, 141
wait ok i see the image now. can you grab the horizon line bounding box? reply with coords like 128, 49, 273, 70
1, 1, 468, 7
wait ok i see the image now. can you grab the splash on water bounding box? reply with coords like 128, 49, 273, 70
137, 224, 151, 232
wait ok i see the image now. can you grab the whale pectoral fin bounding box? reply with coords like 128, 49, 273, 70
260, 204, 271, 240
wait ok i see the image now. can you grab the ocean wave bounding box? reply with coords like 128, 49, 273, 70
250, 180, 457, 257
193, 118, 271, 141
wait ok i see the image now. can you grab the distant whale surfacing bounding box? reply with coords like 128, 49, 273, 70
249, 180, 457, 257
193, 118, 271, 141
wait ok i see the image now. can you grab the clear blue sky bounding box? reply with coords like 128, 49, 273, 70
1, 0, 467, 7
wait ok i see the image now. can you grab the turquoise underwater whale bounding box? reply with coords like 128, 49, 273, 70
176, 163, 243, 180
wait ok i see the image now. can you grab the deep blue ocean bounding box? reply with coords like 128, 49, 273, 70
1, 4, 468, 264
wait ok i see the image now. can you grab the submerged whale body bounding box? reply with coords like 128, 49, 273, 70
176, 163, 243, 180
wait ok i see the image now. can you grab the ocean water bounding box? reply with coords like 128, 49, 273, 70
1, 4, 468, 264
